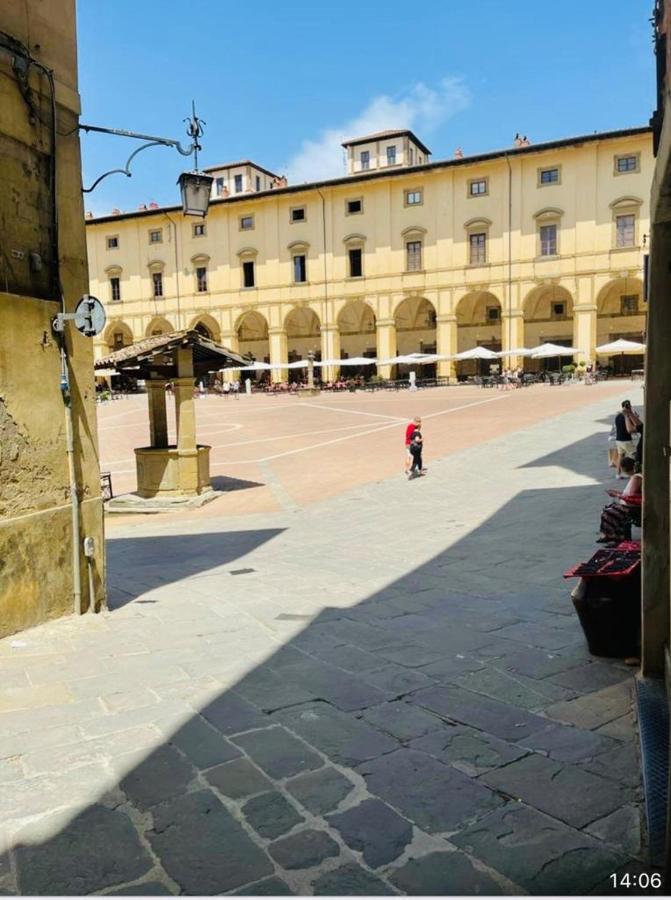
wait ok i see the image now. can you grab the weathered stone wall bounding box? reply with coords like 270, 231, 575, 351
0, 0, 105, 636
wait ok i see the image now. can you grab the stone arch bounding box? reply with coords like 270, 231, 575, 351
523, 284, 574, 322
285, 306, 321, 367
236, 310, 270, 366
522, 284, 575, 370
188, 314, 221, 343
596, 277, 646, 369
337, 300, 377, 362
454, 291, 502, 373
104, 320, 133, 352
393, 296, 436, 355
145, 316, 174, 337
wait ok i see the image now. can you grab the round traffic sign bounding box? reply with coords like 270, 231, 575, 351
74, 295, 106, 337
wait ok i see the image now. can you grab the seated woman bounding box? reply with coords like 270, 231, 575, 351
597, 457, 642, 544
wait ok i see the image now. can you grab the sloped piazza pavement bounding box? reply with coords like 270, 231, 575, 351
0, 386, 656, 895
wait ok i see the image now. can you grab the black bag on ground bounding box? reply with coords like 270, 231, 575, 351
571, 572, 640, 658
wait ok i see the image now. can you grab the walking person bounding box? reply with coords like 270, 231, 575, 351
232, 379, 240, 400
222, 381, 231, 399
408, 427, 423, 479
404, 416, 421, 475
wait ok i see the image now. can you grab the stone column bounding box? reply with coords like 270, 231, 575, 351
436, 314, 457, 380
572, 305, 597, 365
146, 379, 168, 448
220, 332, 240, 383
376, 318, 396, 380
642, 220, 671, 676
269, 327, 288, 384
173, 348, 199, 494
320, 325, 340, 382
501, 311, 525, 370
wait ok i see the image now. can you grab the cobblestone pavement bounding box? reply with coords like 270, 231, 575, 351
0, 386, 651, 895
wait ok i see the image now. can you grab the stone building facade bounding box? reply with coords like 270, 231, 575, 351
0, 0, 105, 635
87, 126, 652, 381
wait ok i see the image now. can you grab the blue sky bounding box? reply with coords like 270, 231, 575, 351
77, 0, 654, 215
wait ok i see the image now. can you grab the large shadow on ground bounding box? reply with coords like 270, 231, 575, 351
107, 529, 284, 605
5, 434, 648, 896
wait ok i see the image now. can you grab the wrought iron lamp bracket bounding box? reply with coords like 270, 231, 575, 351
80, 104, 206, 194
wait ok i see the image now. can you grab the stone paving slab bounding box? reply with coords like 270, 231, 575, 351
479, 753, 634, 829
356, 748, 505, 833
452, 804, 626, 894
0, 386, 647, 895
389, 851, 505, 896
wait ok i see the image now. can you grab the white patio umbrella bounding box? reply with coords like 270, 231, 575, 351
315, 357, 377, 367
595, 339, 646, 354
286, 360, 308, 369
338, 357, 377, 366
383, 353, 439, 365
497, 347, 534, 358
530, 342, 582, 358
453, 346, 499, 361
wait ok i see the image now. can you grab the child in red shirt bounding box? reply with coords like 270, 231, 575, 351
404, 417, 421, 474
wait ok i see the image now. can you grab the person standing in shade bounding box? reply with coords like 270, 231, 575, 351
404, 416, 421, 475
613, 401, 637, 478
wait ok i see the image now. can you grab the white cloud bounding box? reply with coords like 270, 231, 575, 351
285, 77, 470, 183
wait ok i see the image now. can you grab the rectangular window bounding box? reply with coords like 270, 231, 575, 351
243, 260, 255, 288
408, 147, 414, 165
215, 177, 225, 196
405, 189, 423, 206
469, 178, 488, 196
346, 198, 363, 215
110, 277, 121, 301
469, 232, 487, 265
616, 213, 636, 248
348, 247, 363, 277
152, 272, 163, 298
106, 236, 119, 249
406, 240, 422, 272
234, 174, 243, 193
113, 332, 125, 350
621, 294, 639, 314
616, 154, 638, 173
293, 254, 307, 283
240, 215, 254, 231
539, 223, 558, 256
255, 175, 261, 191
539, 167, 560, 185
360, 151, 370, 171
552, 302, 566, 319
486, 306, 500, 321
196, 266, 208, 292
290, 206, 306, 223
386, 145, 397, 166
149, 229, 162, 244
193, 222, 206, 237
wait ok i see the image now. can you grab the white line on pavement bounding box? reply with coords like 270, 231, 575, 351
220, 393, 512, 464
299, 402, 406, 422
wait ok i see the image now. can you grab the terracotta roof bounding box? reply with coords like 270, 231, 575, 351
342, 129, 432, 155
85, 126, 652, 225
95, 330, 249, 375
203, 160, 280, 179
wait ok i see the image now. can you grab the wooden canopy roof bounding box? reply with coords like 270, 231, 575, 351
95, 330, 249, 378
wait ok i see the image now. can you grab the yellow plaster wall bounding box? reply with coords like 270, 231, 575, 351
87, 131, 653, 374
0, 0, 105, 636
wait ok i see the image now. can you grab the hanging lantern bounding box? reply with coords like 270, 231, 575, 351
177, 171, 214, 217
